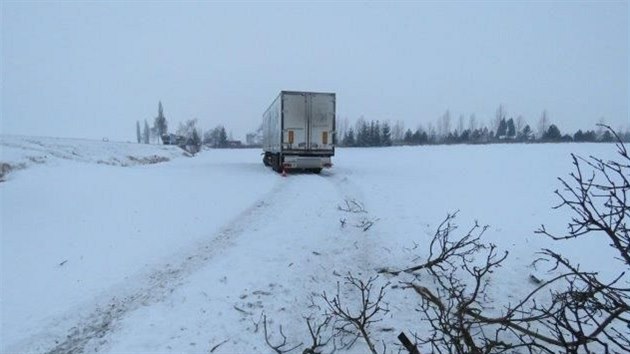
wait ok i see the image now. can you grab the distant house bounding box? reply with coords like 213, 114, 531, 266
162, 134, 186, 146
226, 140, 242, 148
246, 133, 261, 146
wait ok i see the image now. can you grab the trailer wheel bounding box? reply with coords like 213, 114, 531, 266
272, 154, 282, 173
263, 152, 271, 166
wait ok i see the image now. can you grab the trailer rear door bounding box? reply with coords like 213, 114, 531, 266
308, 93, 335, 151
282, 93, 308, 150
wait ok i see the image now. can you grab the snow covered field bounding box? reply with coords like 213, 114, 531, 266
0, 136, 622, 353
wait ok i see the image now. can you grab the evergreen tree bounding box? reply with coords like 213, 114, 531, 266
370, 127, 376, 146
574, 130, 585, 142
543, 124, 562, 141
412, 129, 422, 145
343, 128, 356, 147
507, 118, 516, 138
471, 128, 482, 143
583, 130, 597, 142
375, 121, 382, 146
519, 125, 532, 141
496, 118, 508, 138
218, 126, 228, 147
404, 129, 413, 145
143, 120, 150, 144
600, 130, 614, 142
136, 121, 141, 143
421, 130, 429, 144
460, 129, 471, 143
381, 122, 392, 146
356, 120, 369, 147
367, 121, 381, 146
154, 101, 168, 143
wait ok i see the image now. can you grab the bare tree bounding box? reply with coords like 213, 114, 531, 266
393, 120, 406, 143
457, 114, 465, 136
437, 110, 451, 141
537, 110, 550, 139
468, 114, 478, 132
337, 116, 349, 144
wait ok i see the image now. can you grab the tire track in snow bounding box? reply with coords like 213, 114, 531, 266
15, 178, 289, 354
317, 169, 381, 273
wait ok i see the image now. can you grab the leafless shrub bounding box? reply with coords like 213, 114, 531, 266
302, 315, 334, 354
356, 217, 380, 232
338, 199, 368, 213
322, 274, 390, 354
532, 125, 630, 352
401, 231, 512, 354
263, 314, 303, 354
378, 211, 489, 276
537, 125, 629, 265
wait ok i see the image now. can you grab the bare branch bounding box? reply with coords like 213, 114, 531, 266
263, 314, 303, 354
322, 274, 389, 354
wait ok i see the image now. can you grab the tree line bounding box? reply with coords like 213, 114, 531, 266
338, 106, 630, 147
136, 102, 628, 151
135, 101, 236, 152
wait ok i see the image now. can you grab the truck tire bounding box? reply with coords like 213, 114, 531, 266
272, 154, 282, 173
311, 168, 322, 174
263, 152, 271, 166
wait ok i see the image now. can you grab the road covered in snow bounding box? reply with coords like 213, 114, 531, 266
1, 136, 622, 353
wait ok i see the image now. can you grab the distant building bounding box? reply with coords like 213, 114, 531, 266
161, 134, 186, 146
226, 140, 242, 148
246, 133, 261, 146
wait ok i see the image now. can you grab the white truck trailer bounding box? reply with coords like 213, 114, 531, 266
262, 91, 335, 173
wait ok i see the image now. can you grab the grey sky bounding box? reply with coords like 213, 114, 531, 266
2, 1, 628, 141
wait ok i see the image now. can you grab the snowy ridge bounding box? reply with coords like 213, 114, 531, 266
0, 135, 189, 181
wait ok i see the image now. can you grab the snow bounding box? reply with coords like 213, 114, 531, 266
1, 136, 622, 353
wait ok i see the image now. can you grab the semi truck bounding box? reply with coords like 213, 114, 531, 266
262, 91, 336, 173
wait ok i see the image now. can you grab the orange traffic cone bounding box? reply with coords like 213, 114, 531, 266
282, 168, 287, 177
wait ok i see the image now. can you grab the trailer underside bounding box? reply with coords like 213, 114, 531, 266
263, 151, 332, 174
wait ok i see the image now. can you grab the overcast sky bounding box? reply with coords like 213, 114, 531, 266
2, 1, 628, 141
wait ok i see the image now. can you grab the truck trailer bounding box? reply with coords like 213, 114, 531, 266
262, 91, 336, 173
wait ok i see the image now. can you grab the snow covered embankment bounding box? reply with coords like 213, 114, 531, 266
0, 135, 189, 181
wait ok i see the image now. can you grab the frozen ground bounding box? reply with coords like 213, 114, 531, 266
0, 136, 622, 353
